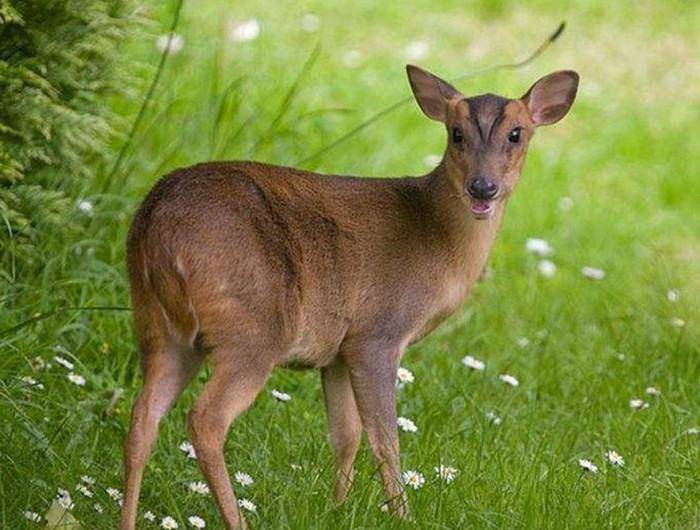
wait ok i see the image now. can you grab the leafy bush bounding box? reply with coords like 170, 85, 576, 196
0, 0, 136, 277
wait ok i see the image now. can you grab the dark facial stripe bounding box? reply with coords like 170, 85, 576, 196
466, 94, 509, 144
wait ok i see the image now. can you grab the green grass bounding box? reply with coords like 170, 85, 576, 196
2, 0, 699, 528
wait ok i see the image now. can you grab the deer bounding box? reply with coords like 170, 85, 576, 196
120, 63, 578, 529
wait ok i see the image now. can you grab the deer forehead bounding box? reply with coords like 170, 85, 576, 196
446, 96, 531, 137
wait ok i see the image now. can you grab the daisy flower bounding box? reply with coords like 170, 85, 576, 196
396, 367, 414, 385
54, 355, 75, 370
179, 440, 197, 459
645, 386, 661, 396
525, 238, 553, 257
24, 511, 41, 522
538, 259, 557, 278
581, 266, 605, 280
156, 33, 184, 55
461, 355, 485, 371
629, 398, 649, 410
188, 515, 206, 528
57, 488, 74, 510
93, 503, 104, 513
237, 498, 257, 513
434, 464, 457, 484
228, 19, 260, 42
161, 516, 179, 529
666, 289, 679, 302
106, 487, 123, 503
144, 511, 156, 522
271, 389, 291, 402
20, 376, 44, 389
188, 481, 209, 495
234, 471, 254, 487
67, 372, 86, 386
401, 470, 425, 490
516, 336, 530, 348
485, 411, 503, 425
578, 459, 598, 474
81, 475, 95, 485
77, 199, 94, 215
499, 374, 519, 387
76, 483, 93, 497
397, 417, 418, 433
671, 317, 686, 328
686, 427, 699, 435
605, 450, 625, 467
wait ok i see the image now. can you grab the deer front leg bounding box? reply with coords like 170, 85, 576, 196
344, 345, 409, 519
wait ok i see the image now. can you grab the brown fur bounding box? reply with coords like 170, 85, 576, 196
120, 65, 578, 529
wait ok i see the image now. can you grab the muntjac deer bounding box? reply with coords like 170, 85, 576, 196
121, 64, 578, 529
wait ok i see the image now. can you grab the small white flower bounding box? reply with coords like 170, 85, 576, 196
77, 199, 94, 215
271, 389, 292, 402
179, 440, 197, 459
80, 475, 95, 485
24, 511, 41, 522
290, 463, 302, 471
671, 317, 686, 328
558, 196, 574, 211
605, 450, 625, 467
396, 367, 414, 385
54, 355, 75, 370
461, 355, 485, 371
144, 511, 156, 522
581, 266, 605, 280
229, 19, 260, 42
397, 416, 418, 433
499, 374, 519, 387
76, 483, 93, 497
161, 516, 179, 529
404, 40, 429, 60
188, 481, 209, 495
156, 33, 184, 55
93, 503, 104, 513
434, 464, 457, 484
578, 459, 598, 474
401, 470, 425, 489
67, 372, 86, 386
106, 487, 123, 502
629, 398, 649, 410
485, 411, 502, 425
237, 498, 257, 513
57, 488, 74, 510
20, 376, 44, 389
617, 352, 626, 361
188, 515, 206, 528
685, 427, 699, 435
538, 259, 557, 278
645, 386, 661, 396
31, 356, 48, 370
516, 336, 530, 348
423, 154, 442, 168
525, 238, 553, 257
667, 289, 679, 302
300, 13, 320, 32
234, 471, 254, 487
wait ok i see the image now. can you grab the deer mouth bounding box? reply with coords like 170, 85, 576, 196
469, 198, 495, 219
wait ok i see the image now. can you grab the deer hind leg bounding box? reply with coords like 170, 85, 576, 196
322, 358, 363, 502
188, 346, 272, 530
121, 334, 202, 530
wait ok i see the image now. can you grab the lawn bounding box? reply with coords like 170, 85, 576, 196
1, 0, 699, 528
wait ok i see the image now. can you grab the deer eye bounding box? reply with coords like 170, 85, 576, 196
508, 127, 521, 143
452, 127, 463, 143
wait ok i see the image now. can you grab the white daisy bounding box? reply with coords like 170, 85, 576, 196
538, 259, 557, 278
57, 488, 74, 510
396, 367, 414, 385
237, 498, 257, 513
499, 374, 519, 387
67, 372, 86, 386
188, 515, 206, 528
666, 289, 679, 302
20, 376, 44, 389
300, 13, 320, 32
24, 511, 41, 523
31, 356, 48, 371
188, 481, 209, 495
423, 154, 442, 168
161, 516, 179, 529
93, 503, 104, 513
525, 238, 553, 257
605, 450, 625, 467
516, 336, 530, 348
581, 266, 605, 280
77, 199, 94, 215
485, 411, 502, 425
461, 355, 485, 371
271, 389, 291, 402
144, 511, 156, 522
686, 427, 699, 435
80, 475, 95, 485
671, 317, 686, 328
401, 470, 425, 490
404, 40, 429, 60
76, 483, 93, 497
179, 440, 197, 459
397, 416, 418, 433
54, 355, 75, 370
434, 464, 457, 484
156, 33, 184, 55
558, 196, 574, 211
234, 471, 254, 487
106, 487, 123, 502
290, 463, 302, 471
578, 459, 598, 474
645, 386, 661, 396
629, 398, 649, 410
228, 19, 260, 42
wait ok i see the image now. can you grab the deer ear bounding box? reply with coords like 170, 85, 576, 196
406, 64, 461, 123
522, 70, 579, 126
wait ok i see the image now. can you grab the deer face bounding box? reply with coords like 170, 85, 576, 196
407, 65, 579, 220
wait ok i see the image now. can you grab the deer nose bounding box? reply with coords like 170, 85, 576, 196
467, 177, 499, 200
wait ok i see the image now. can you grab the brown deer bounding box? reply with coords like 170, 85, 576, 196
120, 64, 578, 529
